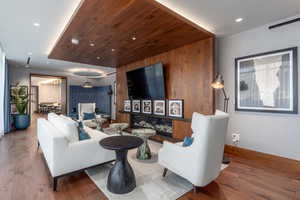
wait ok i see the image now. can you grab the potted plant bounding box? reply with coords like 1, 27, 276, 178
11, 84, 30, 130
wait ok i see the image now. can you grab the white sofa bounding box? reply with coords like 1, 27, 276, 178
158, 110, 229, 191
37, 113, 115, 191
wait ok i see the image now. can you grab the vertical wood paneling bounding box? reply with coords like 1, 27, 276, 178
116, 38, 215, 139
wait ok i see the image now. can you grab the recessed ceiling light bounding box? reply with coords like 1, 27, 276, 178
90, 43, 95, 47
132, 37, 136, 41
97, 57, 100, 60
111, 49, 115, 52
33, 22, 40, 27
28, 52, 33, 55
235, 18, 243, 23
71, 38, 79, 45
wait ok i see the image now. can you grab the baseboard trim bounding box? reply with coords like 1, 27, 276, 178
224, 145, 300, 179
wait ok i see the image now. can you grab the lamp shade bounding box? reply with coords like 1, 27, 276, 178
211, 74, 224, 89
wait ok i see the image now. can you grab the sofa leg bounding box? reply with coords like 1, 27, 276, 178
193, 185, 198, 193
162, 168, 168, 177
37, 141, 40, 150
53, 177, 58, 191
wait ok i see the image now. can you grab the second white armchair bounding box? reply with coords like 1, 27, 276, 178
158, 110, 229, 191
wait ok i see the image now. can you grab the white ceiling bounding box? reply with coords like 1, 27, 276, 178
1, 0, 300, 72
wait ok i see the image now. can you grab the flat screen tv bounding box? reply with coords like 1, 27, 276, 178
126, 62, 165, 99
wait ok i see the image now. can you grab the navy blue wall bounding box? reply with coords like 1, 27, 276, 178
69, 85, 112, 115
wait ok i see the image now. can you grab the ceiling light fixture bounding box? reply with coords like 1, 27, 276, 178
235, 18, 243, 23
82, 80, 93, 88
97, 57, 100, 60
90, 43, 95, 47
71, 38, 80, 45
33, 22, 40, 27
111, 49, 115, 52
132, 37, 136, 40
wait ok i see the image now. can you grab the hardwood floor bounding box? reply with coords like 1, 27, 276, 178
1, 114, 300, 200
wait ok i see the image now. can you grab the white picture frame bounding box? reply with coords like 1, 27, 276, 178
142, 100, 152, 114
153, 100, 166, 116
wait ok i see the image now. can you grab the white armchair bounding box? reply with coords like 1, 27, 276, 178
78, 103, 96, 120
158, 110, 229, 191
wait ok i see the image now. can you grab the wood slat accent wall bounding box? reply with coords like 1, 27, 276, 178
116, 38, 215, 139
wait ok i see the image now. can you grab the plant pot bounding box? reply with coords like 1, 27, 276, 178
14, 114, 30, 130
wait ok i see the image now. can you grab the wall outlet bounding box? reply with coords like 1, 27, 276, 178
232, 133, 240, 145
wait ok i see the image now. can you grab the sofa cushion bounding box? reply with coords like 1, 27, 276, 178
182, 136, 194, 147
48, 113, 79, 143
83, 112, 96, 120
78, 127, 91, 140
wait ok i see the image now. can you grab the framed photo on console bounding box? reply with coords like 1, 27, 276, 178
168, 99, 184, 118
132, 100, 141, 113
123, 100, 131, 112
142, 100, 152, 114
153, 100, 166, 116
235, 47, 298, 114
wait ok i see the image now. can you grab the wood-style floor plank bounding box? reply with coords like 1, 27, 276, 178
0, 114, 299, 200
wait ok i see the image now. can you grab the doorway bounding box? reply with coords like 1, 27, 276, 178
30, 74, 68, 115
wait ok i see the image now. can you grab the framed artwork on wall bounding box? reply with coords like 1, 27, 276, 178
132, 100, 141, 113
153, 100, 166, 116
168, 99, 184, 118
123, 100, 131, 112
235, 47, 298, 113
142, 100, 152, 114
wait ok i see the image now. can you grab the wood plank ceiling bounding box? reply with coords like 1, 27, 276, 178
49, 0, 214, 67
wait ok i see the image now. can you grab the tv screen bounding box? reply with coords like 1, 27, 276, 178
126, 62, 165, 99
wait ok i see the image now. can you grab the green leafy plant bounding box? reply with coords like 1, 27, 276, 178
11, 84, 29, 115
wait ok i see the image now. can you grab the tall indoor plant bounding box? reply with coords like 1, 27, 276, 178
11, 84, 30, 130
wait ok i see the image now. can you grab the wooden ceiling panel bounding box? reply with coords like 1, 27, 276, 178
49, 0, 214, 67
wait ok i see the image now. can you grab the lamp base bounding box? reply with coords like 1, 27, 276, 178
222, 155, 230, 164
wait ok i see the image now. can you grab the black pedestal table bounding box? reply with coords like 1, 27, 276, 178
99, 136, 143, 194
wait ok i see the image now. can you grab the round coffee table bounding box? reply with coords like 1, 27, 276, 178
132, 129, 156, 160
99, 136, 143, 194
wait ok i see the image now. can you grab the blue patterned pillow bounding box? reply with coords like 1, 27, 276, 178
182, 136, 194, 147
83, 112, 95, 120
78, 127, 90, 141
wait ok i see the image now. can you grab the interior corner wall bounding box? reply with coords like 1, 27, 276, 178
217, 17, 300, 161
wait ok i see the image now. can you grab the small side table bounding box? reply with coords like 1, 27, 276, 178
132, 128, 156, 160
99, 136, 143, 194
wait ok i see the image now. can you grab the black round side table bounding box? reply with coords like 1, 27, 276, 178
99, 136, 143, 194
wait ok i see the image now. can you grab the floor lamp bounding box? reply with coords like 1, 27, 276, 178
211, 74, 230, 164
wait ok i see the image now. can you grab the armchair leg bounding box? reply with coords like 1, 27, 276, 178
53, 177, 58, 191
162, 168, 168, 177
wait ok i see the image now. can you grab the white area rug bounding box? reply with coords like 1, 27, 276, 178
86, 141, 228, 200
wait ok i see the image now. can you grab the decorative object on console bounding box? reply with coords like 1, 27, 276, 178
153, 100, 166, 116
168, 100, 183, 118
132, 128, 156, 160
211, 74, 229, 112
108, 123, 129, 135
132, 100, 141, 113
235, 47, 298, 114
124, 100, 131, 112
142, 100, 152, 114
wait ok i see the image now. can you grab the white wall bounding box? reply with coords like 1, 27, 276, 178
217, 16, 300, 161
